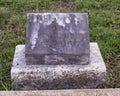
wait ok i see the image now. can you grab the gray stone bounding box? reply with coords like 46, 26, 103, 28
11, 43, 106, 90
25, 13, 90, 65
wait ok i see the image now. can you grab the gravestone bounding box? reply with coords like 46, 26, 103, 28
25, 13, 90, 65
11, 13, 106, 90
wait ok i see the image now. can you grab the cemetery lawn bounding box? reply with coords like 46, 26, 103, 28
0, 0, 120, 90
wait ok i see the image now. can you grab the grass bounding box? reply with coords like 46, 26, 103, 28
0, 0, 120, 90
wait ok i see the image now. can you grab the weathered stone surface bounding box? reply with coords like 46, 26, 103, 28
25, 13, 90, 65
1, 89, 120, 96
11, 43, 106, 90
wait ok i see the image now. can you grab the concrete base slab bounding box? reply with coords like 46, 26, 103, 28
0, 89, 120, 96
11, 42, 106, 90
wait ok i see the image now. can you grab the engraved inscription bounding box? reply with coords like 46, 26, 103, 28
25, 13, 90, 65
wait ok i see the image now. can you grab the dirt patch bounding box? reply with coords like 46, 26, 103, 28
53, 1, 73, 12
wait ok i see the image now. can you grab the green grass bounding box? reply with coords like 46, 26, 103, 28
0, 0, 120, 90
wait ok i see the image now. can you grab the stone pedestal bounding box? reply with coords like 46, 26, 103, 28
11, 43, 106, 90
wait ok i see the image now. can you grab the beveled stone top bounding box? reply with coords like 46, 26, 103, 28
25, 13, 90, 65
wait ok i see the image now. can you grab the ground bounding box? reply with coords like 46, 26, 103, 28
0, 0, 120, 90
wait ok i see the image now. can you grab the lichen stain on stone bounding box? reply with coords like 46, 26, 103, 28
19, 72, 26, 75
33, 15, 37, 23
12, 69, 103, 90
65, 18, 70, 24
13, 72, 98, 90
30, 16, 39, 50
79, 30, 85, 34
